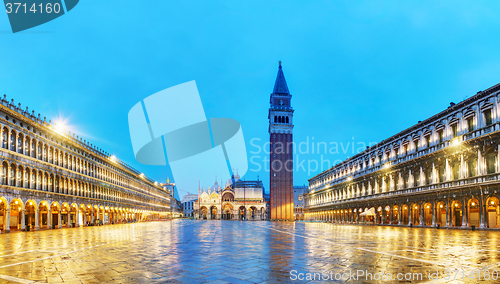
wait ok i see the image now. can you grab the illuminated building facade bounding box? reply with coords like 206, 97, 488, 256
194, 175, 267, 220
293, 185, 306, 220
304, 83, 500, 229
0, 95, 171, 233
181, 192, 198, 218
269, 62, 294, 220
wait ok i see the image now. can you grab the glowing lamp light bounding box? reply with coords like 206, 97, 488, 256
451, 139, 460, 147
15, 200, 18, 204
492, 201, 495, 205
471, 202, 475, 206
427, 205, 430, 208
415, 206, 418, 209
440, 204, 443, 208
455, 204, 458, 207
29, 202, 32, 205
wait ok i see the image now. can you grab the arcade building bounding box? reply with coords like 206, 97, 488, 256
305, 82, 500, 229
0, 95, 172, 233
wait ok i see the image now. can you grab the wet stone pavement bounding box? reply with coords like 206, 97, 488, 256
0, 220, 499, 283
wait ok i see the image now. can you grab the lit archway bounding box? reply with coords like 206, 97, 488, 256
468, 198, 480, 227
423, 202, 432, 226
451, 200, 463, 227
436, 201, 446, 227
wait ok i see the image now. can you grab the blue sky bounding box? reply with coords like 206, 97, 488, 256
1, 1, 500, 199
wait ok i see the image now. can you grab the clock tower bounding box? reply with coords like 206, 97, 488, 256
268, 61, 294, 220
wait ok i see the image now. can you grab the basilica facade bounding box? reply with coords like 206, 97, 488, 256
305, 82, 500, 229
0, 95, 172, 233
194, 176, 267, 220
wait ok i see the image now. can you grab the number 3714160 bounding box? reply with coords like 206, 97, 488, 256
5, 2, 62, 14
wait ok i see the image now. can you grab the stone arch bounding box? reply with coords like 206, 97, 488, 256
423, 202, 432, 226
436, 200, 447, 226
467, 197, 480, 227
486, 196, 500, 229
38, 200, 49, 229
451, 200, 463, 227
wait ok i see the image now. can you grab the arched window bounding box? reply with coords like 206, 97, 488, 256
10, 131, 16, 151
278, 116, 282, 123
24, 138, 29, 156
286, 116, 289, 123
10, 166, 15, 186
37, 144, 42, 160
2, 128, 7, 149
17, 135, 23, 153
31, 139, 36, 157
274, 116, 277, 123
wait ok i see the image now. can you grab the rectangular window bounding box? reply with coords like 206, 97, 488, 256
468, 118, 474, 132
487, 154, 496, 174
439, 131, 444, 143
453, 164, 459, 180
485, 110, 492, 126
452, 124, 458, 138
425, 136, 430, 147
415, 140, 419, 152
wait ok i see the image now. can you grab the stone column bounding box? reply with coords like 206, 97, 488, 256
461, 198, 466, 228
75, 207, 79, 227
419, 204, 424, 226
47, 209, 51, 229
432, 203, 436, 227
409, 206, 412, 226
35, 208, 39, 230
398, 205, 402, 225
480, 197, 486, 228
58, 210, 62, 228
446, 201, 450, 227
91, 209, 94, 224
5, 208, 10, 232
21, 209, 25, 231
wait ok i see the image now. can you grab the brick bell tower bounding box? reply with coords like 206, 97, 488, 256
269, 61, 294, 221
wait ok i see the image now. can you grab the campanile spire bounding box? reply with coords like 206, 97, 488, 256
268, 61, 294, 220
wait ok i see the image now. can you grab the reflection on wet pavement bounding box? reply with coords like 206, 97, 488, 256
0, 220, 499, 283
